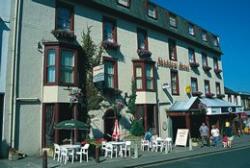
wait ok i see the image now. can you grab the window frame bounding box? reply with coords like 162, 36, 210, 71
213, 36, 219, 47
102, 16, 117, 43
133, 60, 155, 92
191, 77, 198, 92
147, 2, 158, 19
169, 13, 177, 28
215, 82, 221, 95
44, 43, 78, 86
103, 57, 118, 89
201, 31, 208, 42
188, 24, 195, 36
137, 28, 148, 50
168, 39, 177, 61
202, 52, 208, 66
117, 0, 131, 8
170, 70, 179, 95
188, 48, 196, 63
55, 1, 74, 31
214, 58, 219, 70
204, 80, 210, 94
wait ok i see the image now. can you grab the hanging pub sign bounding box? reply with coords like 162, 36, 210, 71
93, 64, 105, 83
157, 57, 190, 72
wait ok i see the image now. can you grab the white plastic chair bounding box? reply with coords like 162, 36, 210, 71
121, 141, 131, 157
60, 147, 69, 164
76, 143, 90, 163
165, 137, 173, 153
104, 143, 117, 158
141, 139, 150, 151
53, 144, 61, 162
101, 141, 107, 155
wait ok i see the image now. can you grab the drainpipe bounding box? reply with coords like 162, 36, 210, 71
9, 0, 21, 148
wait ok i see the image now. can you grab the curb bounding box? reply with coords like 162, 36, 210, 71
124, 144, 250, 168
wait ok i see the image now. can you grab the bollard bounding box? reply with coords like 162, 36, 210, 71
43, 150, 48, 168
189, 138, 192, 151
133, 144, 138, 158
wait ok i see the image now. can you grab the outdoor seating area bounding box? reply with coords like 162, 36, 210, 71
141, 136, 173, 153
53, 143, 89, 164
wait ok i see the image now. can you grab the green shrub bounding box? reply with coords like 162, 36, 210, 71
130, 120, 144, 136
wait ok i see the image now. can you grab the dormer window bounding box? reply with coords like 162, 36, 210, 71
147, 2, 157, 19
55, 1, 74, 31
213, 36, 219, 46
202, 31, 207, 41
189, 24, 195, 36
169, 13, 177, 28
117, 0, 130, 7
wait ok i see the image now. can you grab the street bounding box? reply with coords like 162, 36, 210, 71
142, 146, 250, 168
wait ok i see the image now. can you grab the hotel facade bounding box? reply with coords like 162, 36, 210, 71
1, 0, 239, 156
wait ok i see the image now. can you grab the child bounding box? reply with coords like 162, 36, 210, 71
222, 134, 228, 148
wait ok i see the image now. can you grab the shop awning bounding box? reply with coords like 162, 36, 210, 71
199, 98, 239, 108
169, 97, 198, 111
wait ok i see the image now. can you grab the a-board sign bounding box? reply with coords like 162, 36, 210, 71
175, 129, 189, 147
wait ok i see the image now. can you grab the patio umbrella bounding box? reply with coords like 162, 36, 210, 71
54, 119, 89, 130
112, 119, 120, 141
54, 119, 89, 144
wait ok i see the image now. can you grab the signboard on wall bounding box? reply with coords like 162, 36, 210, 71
175, 129, 189, 147
93, 64, 104, 83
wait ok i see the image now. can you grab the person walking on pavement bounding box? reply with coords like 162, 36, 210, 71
211, 125, 220, 147
199, 122, 209, 147
224, 121, 233, 148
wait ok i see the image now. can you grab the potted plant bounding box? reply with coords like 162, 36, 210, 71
191, 138, 200, 147
8, 148, 19, 161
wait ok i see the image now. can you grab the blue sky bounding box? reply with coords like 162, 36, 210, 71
152, 0, 250, 92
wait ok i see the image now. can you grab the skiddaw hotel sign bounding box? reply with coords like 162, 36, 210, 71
157, 57, 190, 72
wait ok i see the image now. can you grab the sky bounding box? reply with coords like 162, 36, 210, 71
152, 0, 250, 92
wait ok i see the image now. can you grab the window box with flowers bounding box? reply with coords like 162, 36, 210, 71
51, 29, 76, 41
192, 91, 203, 97
205, 92, 215, 98
137, 48, 152, 58
102, 40, 120, 50
189, 62, 200, 68
217, 94, 225, 99
214, 68, 222, 74
203, 65, 212, 72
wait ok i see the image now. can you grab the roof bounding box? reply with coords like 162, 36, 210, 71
224, 87, 238, 95
199, 98, 239, 108
85, 0, 222, 55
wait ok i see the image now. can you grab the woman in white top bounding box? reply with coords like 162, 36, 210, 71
211, 125, 220, 146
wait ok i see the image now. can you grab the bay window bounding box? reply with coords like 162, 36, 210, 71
133, 60, 155, 91
104, 57, 118, 89
44, 43, 78, 86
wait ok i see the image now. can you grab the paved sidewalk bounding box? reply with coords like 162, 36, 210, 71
1, 135, 250, 168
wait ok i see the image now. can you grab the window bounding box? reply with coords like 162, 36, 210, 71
202, 31, 207, 41
191, 78, 198, 92
213, 36, 219, 46
117, 0, 130, 7
202, 53, 208, 66
168, 39, 177, 61
55, 1, 74, 31
216, 82, 221, 95
228, 95, 232, 103
204, 80, 210, 94
104, 57, 118, 89
147, 3, 157, 19
146, 64, 154, 90
46, 49, 56, 83
214, 58, 219, 70
44, 44, 77, 86
171, 70, 179, 95
169, 13, 177, 28
43, 104, 55, 147
235, 95, 238, 105
137, 28, 148, 50
188, 48, 196, 63
133, 60, 155, 91
189, 24, 195, 36
103, 17, 117, 43
60, 50, 74, 83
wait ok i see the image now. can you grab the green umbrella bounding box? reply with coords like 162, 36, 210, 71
54, 119, 89, 130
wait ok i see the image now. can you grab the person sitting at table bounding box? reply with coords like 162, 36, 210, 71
144, 128, 153, 142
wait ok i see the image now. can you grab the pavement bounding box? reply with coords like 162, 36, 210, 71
0, 135, 250, 168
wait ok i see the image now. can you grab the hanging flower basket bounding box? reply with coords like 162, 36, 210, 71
137, 48, 152, 58
214, 68, 222, 74
217, 94, 225, 99
203, 65, 212, 72
102, 40, 120, 50
205, 92, 215, 98
51, 29, 76, 40
192, 91, 203, 97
